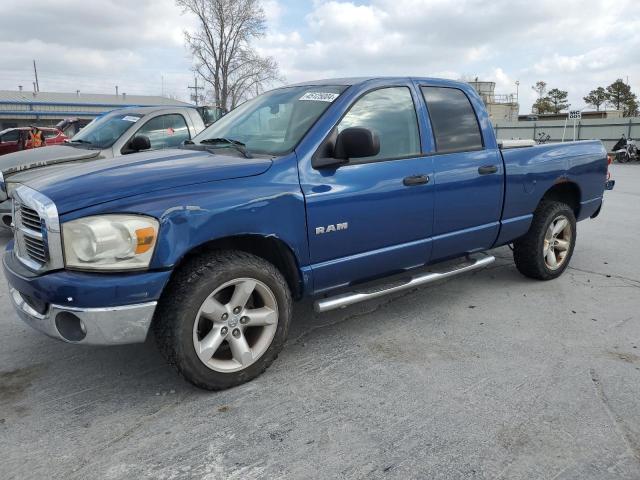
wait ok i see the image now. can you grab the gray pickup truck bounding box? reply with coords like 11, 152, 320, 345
0, 106, 206, 227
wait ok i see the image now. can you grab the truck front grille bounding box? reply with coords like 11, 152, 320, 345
20, 205, 44, 231
12, 187, 63, 273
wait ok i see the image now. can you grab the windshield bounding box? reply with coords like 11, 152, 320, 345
192, 85, 348, 155
70, 112, 144, 149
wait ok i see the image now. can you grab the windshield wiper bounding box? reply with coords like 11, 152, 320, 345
199, 137, 252, 158
68, 139, 93, 145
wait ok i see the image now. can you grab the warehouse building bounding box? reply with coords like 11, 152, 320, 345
0, 89, 191, 130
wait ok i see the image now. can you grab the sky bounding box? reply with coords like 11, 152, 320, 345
1, 0, 639, 114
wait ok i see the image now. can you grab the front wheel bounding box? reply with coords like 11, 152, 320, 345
513, 201, 577, 280
154, 250, 292, 390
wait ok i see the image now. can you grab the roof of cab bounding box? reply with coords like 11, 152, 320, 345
288, 76, 470, 89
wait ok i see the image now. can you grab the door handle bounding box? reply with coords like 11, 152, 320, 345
478, 165, 498, 175
403, 174, 429, 186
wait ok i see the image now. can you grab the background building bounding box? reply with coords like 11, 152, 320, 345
469, 80, 519, 122
0, 89, 191, 130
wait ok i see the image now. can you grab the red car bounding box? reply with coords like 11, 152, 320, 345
0, 127, 68, 156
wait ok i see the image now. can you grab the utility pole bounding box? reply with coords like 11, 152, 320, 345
33, 60, 40, 92
188, 77, 202, 106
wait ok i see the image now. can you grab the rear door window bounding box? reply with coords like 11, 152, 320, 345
421, 86, 483, 154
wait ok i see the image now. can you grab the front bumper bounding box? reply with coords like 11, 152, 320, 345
3, 249, 172, 345
10, 288, 156, 345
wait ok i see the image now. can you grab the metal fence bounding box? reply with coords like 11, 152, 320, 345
493, 117, 640, 152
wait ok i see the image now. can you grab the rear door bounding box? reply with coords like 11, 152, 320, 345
299, 82, 435, 293
418, 84, 504, 261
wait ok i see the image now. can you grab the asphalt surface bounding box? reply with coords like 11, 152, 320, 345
1, 164, 639, 480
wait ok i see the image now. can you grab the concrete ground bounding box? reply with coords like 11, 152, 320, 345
1, 164, 639, 480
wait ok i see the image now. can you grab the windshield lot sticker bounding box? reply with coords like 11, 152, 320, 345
299, 92, 340, 102
122, 116, 141, 122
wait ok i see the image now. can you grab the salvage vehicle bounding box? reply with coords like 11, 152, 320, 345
2, 77, 614, 390
0, 106, 206, 227
0, 126, 68, 156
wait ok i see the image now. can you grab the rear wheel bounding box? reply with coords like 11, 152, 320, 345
154, 250, 292, 390
513, 201, 576, 280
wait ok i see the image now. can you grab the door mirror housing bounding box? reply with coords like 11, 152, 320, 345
312, 127, 380, 169
334, 127, 379, 160
128, 135, 151, 153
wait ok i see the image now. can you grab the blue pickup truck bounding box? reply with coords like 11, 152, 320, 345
2, 77, 613, 390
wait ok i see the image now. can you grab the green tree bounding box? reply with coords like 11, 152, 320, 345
532, 81, 547, 99
583, 87, 607, 111
626, 97, 639, 117
606, 79, 637, 116
531, 81, 551, 114
533, 97, 554, 114
547, 88, 569, 113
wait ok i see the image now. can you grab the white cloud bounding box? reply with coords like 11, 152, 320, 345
259, 0, 640, 112
3, 0, 640, 113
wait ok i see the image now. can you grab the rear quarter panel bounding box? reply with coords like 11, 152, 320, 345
496, 140, 607, 245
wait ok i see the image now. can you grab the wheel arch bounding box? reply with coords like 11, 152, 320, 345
173, 234, 304, 300
538, 180, 581, 217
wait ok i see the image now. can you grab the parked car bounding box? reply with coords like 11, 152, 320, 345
0, 127, 67, 156
0, 106, 206, 227
2, 77, 614, 390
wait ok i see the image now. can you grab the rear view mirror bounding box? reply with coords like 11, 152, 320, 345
128, 135, 151, 152
334, 127, 380, 160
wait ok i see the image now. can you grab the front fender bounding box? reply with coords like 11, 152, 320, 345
58, 154, 310, 273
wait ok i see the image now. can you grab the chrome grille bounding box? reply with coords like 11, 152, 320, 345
20, 205, 44, 231
23, 233, 48, 263
12, 186, 63, 273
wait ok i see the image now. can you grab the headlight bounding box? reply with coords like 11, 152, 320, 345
63, 215, 159, 270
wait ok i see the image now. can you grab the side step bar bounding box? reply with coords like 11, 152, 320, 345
314, 254, 495, 313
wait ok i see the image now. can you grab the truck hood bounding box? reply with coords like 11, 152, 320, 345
0, 144, 102, 176
12, 148, 273, 214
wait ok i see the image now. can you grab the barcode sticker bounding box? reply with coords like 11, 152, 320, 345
122, 116, 141, 122
299, 92, 340, 102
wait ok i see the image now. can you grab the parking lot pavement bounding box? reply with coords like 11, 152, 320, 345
0, 164, 639, 480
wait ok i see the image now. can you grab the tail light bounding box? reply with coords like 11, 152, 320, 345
605, 154, 615, 190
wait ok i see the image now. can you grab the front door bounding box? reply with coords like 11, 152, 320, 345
299, 84, 434, 293
419, 85, 504, 261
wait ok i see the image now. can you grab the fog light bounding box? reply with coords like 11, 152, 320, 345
55, 312, 87, 342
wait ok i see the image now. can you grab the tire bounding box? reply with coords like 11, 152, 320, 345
153, 250, 292, 390
513, 201, 577, 280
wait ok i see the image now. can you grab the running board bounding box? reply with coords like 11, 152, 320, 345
314, 255, 495, 313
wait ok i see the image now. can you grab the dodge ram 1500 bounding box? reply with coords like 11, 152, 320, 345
2, 77, 614, 390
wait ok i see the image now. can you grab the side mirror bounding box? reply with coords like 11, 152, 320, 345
128, 135, 151, 152
312, 127, 380, 169
334, 127, 380, 160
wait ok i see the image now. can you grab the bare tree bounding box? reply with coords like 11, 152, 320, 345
177, 0, 282, 110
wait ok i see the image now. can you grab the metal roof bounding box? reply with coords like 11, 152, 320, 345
0, 90, 191, 107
